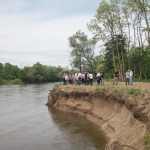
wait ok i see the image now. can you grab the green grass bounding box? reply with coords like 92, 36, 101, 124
96, 86, 107, 92
139, 132, 150, 150
0, 78, 24, 85
96, 85, 143, 98
54, 83, 62, 87
0, 78, 5, 85
127, 88, 141, 96
10, 79, 24, 84
2, 79, 16, 84
119, 79, 150, 82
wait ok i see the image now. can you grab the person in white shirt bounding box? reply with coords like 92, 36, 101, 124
77, 71, 82, 85
82, 73, 85, 84
125, 70, 130, 85
129, 70, 133, 86
89, 72, 93, 86
65, 74, 68, 85
96, 72, 101, 85
75, 72, 78, 85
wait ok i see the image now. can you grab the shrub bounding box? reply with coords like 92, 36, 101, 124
127, 88, 141, 96
0, 78, 4, 85
11, 79, 23, 84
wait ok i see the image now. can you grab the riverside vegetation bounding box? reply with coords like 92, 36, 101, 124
0, 62, 64, 85
47, 82, 150, 150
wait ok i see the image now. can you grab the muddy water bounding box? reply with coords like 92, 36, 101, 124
0, 83, 106, 150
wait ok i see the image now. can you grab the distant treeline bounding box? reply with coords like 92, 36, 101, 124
0, 62, 65, 84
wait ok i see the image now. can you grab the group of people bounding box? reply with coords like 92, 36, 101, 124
63, 70, 104, 86
63, 69, 133, 86
113, 69, 133, 86
63, 71, 94, 86
125, 69, 133, 86
96, 71, 104, 85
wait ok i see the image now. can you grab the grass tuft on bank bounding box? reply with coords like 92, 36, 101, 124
10, 79, 24, 84
0, 78, 5, 85
96, 85, 142, 96
139, 132, 150, 150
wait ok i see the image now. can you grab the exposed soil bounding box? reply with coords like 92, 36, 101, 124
46, 82, 150, 150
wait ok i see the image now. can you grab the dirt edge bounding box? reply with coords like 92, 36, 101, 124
46, 85, 150, 150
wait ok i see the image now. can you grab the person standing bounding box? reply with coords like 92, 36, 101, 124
89, 72, 93, 86
77, 71, 82, 85
100, 71, 104, 85
62, 73, 66, 85
84, 71, 87, 85
129, 69, 133, 86
113, 69, 120, 85
75, 72, 78, 85
64, 74, 68, 85
96, 72, 101, 85
125, 70, 130, 85
87, 72, 90, 85
82, 72, 85, 84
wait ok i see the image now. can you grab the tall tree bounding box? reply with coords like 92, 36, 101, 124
68, 30, 96, 72
87, 0, 128, 79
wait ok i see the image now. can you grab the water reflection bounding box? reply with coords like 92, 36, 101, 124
49, 107, 106, 150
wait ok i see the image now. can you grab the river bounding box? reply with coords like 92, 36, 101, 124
0, 83, 106, 150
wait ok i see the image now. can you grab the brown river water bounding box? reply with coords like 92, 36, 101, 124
0, 83, 106, 150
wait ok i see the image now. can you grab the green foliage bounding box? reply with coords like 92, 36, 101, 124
1, 63, 19, 79
68, 30, 96, 72
11, 79, 23, 84
0, 62, 63, 84
133, 79, 150, 82
0, 77, 5, 85
87, 0, 150, 79
7, 75, 16, 80
0, 63, 3, 78
139, 132, 150, 150
54, 83, 62, 87
18, 69, 27, 82
127, 88, 141, 96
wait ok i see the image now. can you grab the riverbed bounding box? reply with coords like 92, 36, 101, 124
0, 83, 106, 150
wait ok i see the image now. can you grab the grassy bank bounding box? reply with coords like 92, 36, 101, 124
0, 78, 24, 85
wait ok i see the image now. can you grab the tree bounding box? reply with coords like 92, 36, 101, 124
87, 0, 150, 79
0, 63, 3, 78
18, 69, 27, 82
68, 30, 96, 72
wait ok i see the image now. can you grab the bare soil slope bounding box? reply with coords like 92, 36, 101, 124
47, 82, 150, 150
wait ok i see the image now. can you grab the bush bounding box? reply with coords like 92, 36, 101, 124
7, 75, 16, 80
127, 88, 141, 96
0, 78, 5, 85
11, 79, 23, 84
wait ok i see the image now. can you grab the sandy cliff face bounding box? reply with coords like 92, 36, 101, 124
47, 83, 150, 150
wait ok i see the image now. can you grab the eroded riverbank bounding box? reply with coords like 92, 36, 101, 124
47, 82, 150, 150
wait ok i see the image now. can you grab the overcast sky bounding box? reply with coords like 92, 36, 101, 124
0, 0, 101, 68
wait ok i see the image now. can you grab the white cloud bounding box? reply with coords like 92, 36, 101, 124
0, 0, 100, 67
